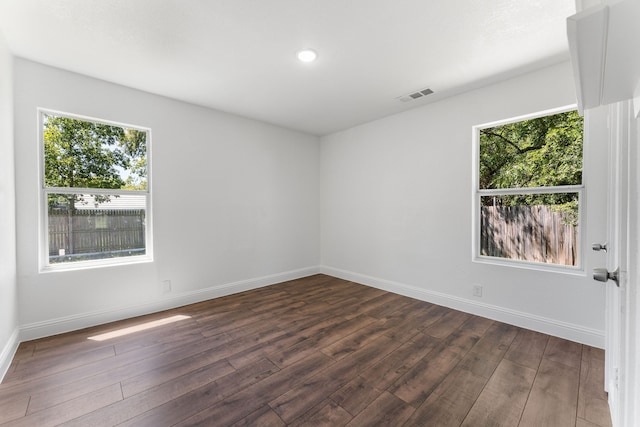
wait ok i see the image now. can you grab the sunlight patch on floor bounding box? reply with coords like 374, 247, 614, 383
87, 314, 191, 341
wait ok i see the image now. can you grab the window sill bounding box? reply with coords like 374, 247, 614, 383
39, 254, 153, 273
473, 255, 586, 276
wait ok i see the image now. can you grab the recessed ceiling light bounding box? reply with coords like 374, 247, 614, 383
297, 48, 318, 63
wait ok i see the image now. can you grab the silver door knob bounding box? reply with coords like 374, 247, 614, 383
592, 243, 607, 252
593, 267, 620, 287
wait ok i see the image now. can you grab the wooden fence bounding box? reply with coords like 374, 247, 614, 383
48, 209, 145, 260
480, 205, 578, 266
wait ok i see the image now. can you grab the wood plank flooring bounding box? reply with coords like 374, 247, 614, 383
0, 274, 612, 426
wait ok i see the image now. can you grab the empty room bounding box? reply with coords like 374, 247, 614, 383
0, 0, 638, 426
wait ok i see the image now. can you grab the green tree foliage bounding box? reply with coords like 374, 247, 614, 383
479, 110, 583, 224
119, 126, 148, 190
480, 110, 583, 190
43, 115, 147, 208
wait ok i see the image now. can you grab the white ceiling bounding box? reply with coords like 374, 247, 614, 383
0, 0, 576, 136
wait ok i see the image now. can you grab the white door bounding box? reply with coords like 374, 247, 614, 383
600, 100, 639, 427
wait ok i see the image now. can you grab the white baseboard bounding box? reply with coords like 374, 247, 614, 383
0, 327, 20, 383
19, 266, 320, 342
320, 265, 605, 348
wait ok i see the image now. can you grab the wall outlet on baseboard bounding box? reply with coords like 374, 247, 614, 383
161, 280, 172, 294
472, 284, 483, 297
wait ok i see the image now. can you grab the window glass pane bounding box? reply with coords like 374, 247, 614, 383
48, 193, 146, 263
479, 111, 583, 189
480, 193, 579, 266
43, 114, 147, 190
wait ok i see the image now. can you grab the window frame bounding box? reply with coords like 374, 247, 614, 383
38, 109, 153, 272
471, 105, 585, 273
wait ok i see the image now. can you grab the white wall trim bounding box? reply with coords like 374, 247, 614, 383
0, 328, 20, 383
320, 265, 605, 348
19, 266, 320, 342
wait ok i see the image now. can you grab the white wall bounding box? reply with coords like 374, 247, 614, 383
0, 31, 18, 378
320, 61, 609, 347
13, 59, 320, 339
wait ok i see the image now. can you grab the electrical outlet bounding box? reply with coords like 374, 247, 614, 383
161, 280, 172, 294
473, 284, 483, 297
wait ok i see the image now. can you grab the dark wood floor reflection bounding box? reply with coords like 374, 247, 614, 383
0, 275, 612, 426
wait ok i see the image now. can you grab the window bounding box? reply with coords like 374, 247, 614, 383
40, 110, 151, 270
473, 107, 584, 269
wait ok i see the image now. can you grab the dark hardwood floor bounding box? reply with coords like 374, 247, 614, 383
0, 274, 612, 426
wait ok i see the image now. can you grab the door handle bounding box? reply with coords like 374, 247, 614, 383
593, 267, 620, 287
592, 243, 607, 252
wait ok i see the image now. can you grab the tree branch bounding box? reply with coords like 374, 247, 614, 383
481, 130, 544, 154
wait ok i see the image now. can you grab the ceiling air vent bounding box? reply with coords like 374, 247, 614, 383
397, 87, 434, 102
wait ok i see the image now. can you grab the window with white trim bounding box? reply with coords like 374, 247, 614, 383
473, 107, 584, 269
40, 110, 152, 270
